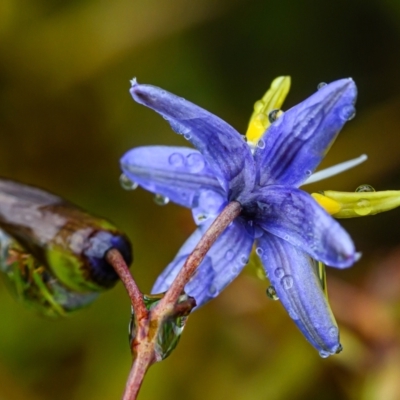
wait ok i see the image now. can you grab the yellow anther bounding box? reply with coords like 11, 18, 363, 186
246, 76, 291, 145
312, 193, 342, 215
312, 190, 400, 218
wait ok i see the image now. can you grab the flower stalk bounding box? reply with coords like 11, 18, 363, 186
105, 201, 242, 400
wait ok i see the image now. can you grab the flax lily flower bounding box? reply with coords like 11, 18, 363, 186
121, 77, 360, 357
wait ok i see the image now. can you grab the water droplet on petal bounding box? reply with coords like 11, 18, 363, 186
168, 152, 185, 167
154, 194, 170, 206
240, 255, 248, 266
241, 134, 248, 142
186, 153, 205, 172
329, 326, 338, 338
119, 174, 138, 190
317, 82, 327, 90
255, 247, 264, 256
169, 120, 191, 135
184, 133, 192, 140
274, 268, 285, 279
340, 105, 356, 121
305, 170, 312, 176
257, 139, 265, 149
319, 350, 330, 358
225, 249, 235, 261
268, 109, 281, 124
266, 286, 279, 300
354, 199, 372, 216
288, 308, 298, 320
208, 285, 218, 297
335, 344, 343, 354
355, 184, 375, 193
281, 275, 294, 290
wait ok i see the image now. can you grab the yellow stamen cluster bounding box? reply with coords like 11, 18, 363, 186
312, 190, 400, 218
246, 76, 291, 146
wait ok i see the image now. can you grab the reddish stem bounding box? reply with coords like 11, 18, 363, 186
106, 248, 148, 321
107, 201, 242, 400
153, 201, 242, 317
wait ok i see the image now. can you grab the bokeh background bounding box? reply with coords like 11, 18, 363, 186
1, 0, 400, 399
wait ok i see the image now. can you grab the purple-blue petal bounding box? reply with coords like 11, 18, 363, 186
257, 232, 341, 356
251, 185, 356, 267
130, 82, 256, 199
120, 146, 224, 208
151, 219, 254, 308
254, 79, 357, 187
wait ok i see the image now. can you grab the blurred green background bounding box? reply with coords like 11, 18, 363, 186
1, 0, 400, 399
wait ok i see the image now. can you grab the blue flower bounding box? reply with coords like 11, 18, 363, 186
121, 78, 358, 357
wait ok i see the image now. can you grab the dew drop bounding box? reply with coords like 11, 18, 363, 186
281, 275, 294, 290
154, 194, 170, 206
253, 100, 264, 112
288, 308, 298, 320
319, 350, 330, 359
208, 285, 218, 297
241, 134, 248, 142
168, 152, 185, 167
257, 139, 266, 149
355, 184, 375, 193
119, 174, 138, 190
266, 286, 279, 300
225, 249, 235, 261
268, 109, 281, 123
354, 199, 372, 216
340, 105, 356, 121
335, 344, 343, 354
231, 265, 239, 274
305, 170, 312, 176
184, 133, 192, 140
317, 82, 327, 90
329, 326, 338, 338
240, 255, 248, 266
274, 268, 285, 279
255, 247, 264, 257
186, 153, 205, 172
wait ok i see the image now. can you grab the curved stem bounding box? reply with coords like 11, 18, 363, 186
106, 248, 148, 321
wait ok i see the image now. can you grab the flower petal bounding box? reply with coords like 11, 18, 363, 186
151, 219, 254, 308
130, 81, 256, 198
120, 146, 224, 208
254, 79, 357, 187
257, 232, 341, 356
251, 185, 356, 267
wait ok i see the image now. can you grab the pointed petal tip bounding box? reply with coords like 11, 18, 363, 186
130, 77, 138, 87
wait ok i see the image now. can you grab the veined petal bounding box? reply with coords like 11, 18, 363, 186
257, 232, 341, 356
120, 146, 224, 208
254, 79, 357, 187
313, 189, 400, 218
251, 185, 356, 268
130, 81, 256, 198
246, 76, 291, 146
151, 219, 254, 308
